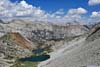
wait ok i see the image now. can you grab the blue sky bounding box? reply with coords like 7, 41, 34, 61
10, 0, 100, 16
0, 0, 100, 24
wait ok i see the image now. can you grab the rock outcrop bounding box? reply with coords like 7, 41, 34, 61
38, 22, 100, 67
0, 19, 89, 38
86, 22, 100, 41
52, 24, 89, 37
0, 32, 34, 67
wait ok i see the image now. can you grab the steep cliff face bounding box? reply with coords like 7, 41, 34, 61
9, 32, 36, 50
86, 22, 100, 41
52, 24, 89, 37
0, 20, 89, 38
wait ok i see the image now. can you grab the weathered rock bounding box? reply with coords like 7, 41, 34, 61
86, 22, 100, 41
53, 24, 89, 37
0, 33, 34, 67
0, 19, 90, 67
38, 22, 100, 67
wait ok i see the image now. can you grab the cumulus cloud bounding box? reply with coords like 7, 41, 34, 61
67, 7, 87, 15
0, 0, 46, 19
54, 9, 64, 15
20, 0, 33, 8
0, 0, 91, 24
88, 0, 100, 5
91, 11, 100, 17
62, 7, 87, 24
46, 7, 88, 25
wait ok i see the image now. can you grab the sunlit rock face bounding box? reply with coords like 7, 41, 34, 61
0, 19, 90, 67
0, 33, 33, 58
38, 22, 100, 67
0, 33, 33, 67
86, 22, 100, 41
52, 24, 89, 37
0, 19, 89, 39
0, 19, 89, 50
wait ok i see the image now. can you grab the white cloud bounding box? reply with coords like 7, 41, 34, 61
54, 9, 64, 15
67, 7, 87, 15
88, 0, 100, 5
20, 0, 33, 8
91, 11, 100, 17
0, 0, 46, 19
0, 0, 87, 23
62, 7, 87, 24
45, 7, 88, 25
0, 0, 95, 25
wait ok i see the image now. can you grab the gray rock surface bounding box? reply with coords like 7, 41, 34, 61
0, 19, 90, 67
0, 33, 32, 67
38, 24, 100, 67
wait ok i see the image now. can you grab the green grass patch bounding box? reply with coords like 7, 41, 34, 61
11, 61, 38, 67
10, 54, 38, 67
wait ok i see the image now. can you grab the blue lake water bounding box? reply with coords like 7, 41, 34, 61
20, 55, 50, 62
19, 49, 50, 62
32, 49, 44, 54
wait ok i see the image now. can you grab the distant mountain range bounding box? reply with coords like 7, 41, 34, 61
0, 19, 100, 67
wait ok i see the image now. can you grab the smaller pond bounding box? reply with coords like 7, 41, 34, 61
19, 55, 50, 62
32, 49, 44, 54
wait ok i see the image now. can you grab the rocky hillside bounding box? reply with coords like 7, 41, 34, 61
86, 22, 100, 41
9, 32, 36, 50
0, 19, 90, 67
0, 32, 34, 67
38, 22, 100, 67
0, 19, 89, 49
0, 19, 89, 37
52, 24, 89, 37
0, 32, 36, 50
